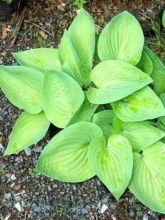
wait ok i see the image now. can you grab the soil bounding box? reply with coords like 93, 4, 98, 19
0, 0, 26, 20
0, 0, 165, 219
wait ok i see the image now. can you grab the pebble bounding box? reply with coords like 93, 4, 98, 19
10, 174, 16, 181
137, 211, 143, 217
81, 208, 88, 215
129, 210, 135, 217
24, 147, 31, 156
14, 195, 22, 202
13, 184, 21, 191
4, 193, 11, 199
100, 204, 108, 214
110, 203, 117, 210
53, 183, 58, 189
143, 214, 149, 220
111, 215, 117, 220
48, 185, 51, 191
0, 143, 4, 149
33, 146, 42, 152
4, 213, 11, 220
14, 202, 22, 212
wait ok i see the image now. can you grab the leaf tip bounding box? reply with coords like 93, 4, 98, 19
4, 148, 13, 156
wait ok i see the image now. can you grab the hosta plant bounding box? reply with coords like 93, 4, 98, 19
1, 9, 165, 213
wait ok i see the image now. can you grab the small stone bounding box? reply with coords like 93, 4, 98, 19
81, 208, 88, 215
4, 193, 11, 199
4, 213, 11, 220
11, 174, 16, 181
24, 147, 31, 156
129, 210, 135, 217
143, 214, 149, 220
110, 203, 117, 210
48, 186, 51, 191
33, 146, 42, 152
0, 143, 4, 149
6, 173, 11, 178
13, 184, 21, 191
15, 195, 22, 202
14, 202, 22, 212
100, 204, 108, 214
137, 211, 143, 217
73, 185, 77, 190
53, 183, 58, 188
39, 31, 48, 40
10, 182, 15, 188
111, 215, 117, 220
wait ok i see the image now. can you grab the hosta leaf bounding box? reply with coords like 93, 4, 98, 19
36, 122, 103, 182
68, 8, 95, 67
68, 93, 98, 125
88, 135, 133, 199
58, 30, 82, 82
136, 48, 153, 75
157, 117, 165, 132
13, 48, 61, 72
112, 87, 165, 122
4, 112, 50, 155
43, 70, 84, 128
98, 11, 144, 65
121, 121, 165, 152
160, 93, 165, 107
145, 47, 165, 95
162, 10, 165, 28
87, 60, 152, 104
59, 9, 95, 86
92, 110, 114, 139
129, 142, 165, 213
0, 66, 44, 114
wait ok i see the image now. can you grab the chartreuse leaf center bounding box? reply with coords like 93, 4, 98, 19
36, 122, 103, 182
88, 134, 133, 200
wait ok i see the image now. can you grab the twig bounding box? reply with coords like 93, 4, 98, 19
24, 19, 54, 37
22, 24, 34, 37
9, 8, 26, 48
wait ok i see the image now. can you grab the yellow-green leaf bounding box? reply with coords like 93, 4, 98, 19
145, 47, 165, 95
4, 112, 50, 155
68, 93, 98, 125
92, 110, 114, 139
59, 9, 95, 86
129, 142, 165, 213
121, 121, 165, 152
112, 87, 165, 122
0, 66, 44, 114
98, 11, 144, 65
13, 48, 61, 72
36, 122, 103, 182
88, 135, 133, 199
43, 70, 84, 128
136, 48, 153, 75
87, 60, 152, 104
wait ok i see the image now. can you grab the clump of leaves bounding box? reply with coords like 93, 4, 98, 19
1, 9, 165, 213
72, 0, 87, 8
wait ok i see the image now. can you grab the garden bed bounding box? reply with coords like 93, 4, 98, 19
0, 0, 165, 219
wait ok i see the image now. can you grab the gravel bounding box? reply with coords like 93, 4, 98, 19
0, 0, 165, 219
